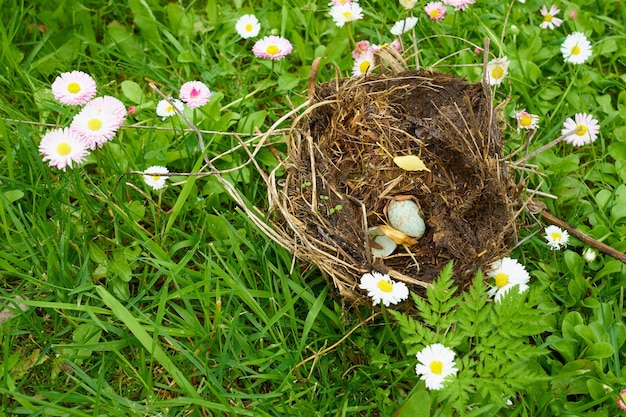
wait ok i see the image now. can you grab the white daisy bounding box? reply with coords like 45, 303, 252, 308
329, 2, 363, 27
487, 257, 530, 302
561, 113, 600, 146
352, 51, 375, 77
156, 98, 184, 120
582, 247, 597, 263
561, 32, 592, 64
415, 343, 458, 390
544, 225, 569, 250
51, 71, 97, 105
539, 5, 563, 30
143, 166, 169, 190
485, 57, 509, 86
390, 17, 418, 36
359, 272, 409, 307
399, 0, 418, 9
514, 109, 539, 131
235, 14, 261, 39
70, 97, 126, 149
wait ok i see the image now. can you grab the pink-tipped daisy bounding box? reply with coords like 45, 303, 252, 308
329, 2, 364, 27
235, 14, 261, 39
561, 113, 600, 146
39, 128, 90, 170
51, 71, 97, 106
179, 81, 212, 109
71, 96, 126, 149
540, 5, 563, 30
328, 0, 352, 5
442, 0, 475, 11
514, 109, 539, 131
617, 389, 626, 412
352, 51, 375, 77
425, 2, 447, 21
352, 40, 371, 59
252, 36, 293, 60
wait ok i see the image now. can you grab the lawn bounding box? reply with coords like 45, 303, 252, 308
1, 0, 625, 416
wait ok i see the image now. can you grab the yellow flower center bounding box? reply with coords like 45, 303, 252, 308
67, 82, 81, 94
266, 45, 280, 55
544, 14, 553, 22
429, 10, 441, 18
151, 175, 161, 181
429, 360, 443, 375
245, 23, 253, 32
520, 114, 533, 127
377, 280, 393, 293
571, 45, 581, 55
87, 118, 103, 131
491, 66, 504, 80
343, 11, 353, 20
359, 60, 371, 74
56, 142, 72, 156
551, 232, 562, 242
495, 272, 509, 288
575, 124, 587, 136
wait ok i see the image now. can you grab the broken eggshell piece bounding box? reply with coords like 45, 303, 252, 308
368, 226, 397, 257
386, 198, 426, 239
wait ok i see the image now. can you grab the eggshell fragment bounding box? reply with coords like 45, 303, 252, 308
387, 199, 426, 239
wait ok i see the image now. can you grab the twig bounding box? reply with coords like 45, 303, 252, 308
509, 127, 581, 166
293, 312, 380, 380
529, 199, 626, 265
540, 210, 626, 264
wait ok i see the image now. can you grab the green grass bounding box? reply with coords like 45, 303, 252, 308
1, 0, 626, 415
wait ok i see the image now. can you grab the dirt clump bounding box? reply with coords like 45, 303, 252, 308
271, 70, 518, 303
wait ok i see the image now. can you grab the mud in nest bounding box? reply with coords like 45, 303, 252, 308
270, 70, 518, 303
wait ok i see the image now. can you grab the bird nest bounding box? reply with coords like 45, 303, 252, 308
263, 70, 519, 304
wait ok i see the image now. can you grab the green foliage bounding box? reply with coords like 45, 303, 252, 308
1, 0, 626, 415
392, 262, 553, 415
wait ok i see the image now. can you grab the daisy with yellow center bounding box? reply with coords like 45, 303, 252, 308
39, 128, 90, 171
399, 0, 418, 9
352, 51, 375, 77
487, 257, 530, 302
51, 71, 97, 105
544, 225, 569, 250
540, 5, 562, 30
514, 109, 539, 131
143, 166, 169, 190
235, 14, 260, 39
252, 36, 293, 60
485, 57, 509, 86
561, 32, 592, 64
71, 96, 127, 149
359, 272, 409, 307
390, 17, 419, 36
156, 98, 184, 121
561, 113, 600, 146
415, 343, 458, 390
329, 2, 363, 27
425, 2, 446, 21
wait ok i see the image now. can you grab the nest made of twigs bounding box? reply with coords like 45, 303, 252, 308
264, 69, 518, 304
